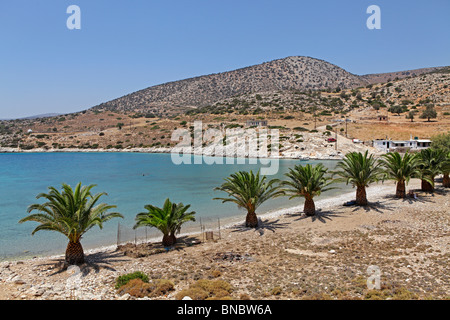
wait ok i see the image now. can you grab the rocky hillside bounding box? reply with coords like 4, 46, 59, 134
189, 68, 450, 117
361, 66, 446, 85
92, 56, 366, 115
1, 57, 448, 153
92, 56, 446, 117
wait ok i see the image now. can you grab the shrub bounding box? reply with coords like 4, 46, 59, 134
116, 276, 174, 298
151, 279, 175, 297
240, 293, 251, 300
176, 287, 209, 300
210, 270, 222, 278
117, 278, 152, 298
115, 271, 149, 289
271, 287, 282, 295
193, 279, 232, 295
175, 279, 233, 300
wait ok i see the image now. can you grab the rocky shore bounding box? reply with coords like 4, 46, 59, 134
0, 131, 376, 160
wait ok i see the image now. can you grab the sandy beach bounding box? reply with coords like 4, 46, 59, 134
0, 179, 448, 300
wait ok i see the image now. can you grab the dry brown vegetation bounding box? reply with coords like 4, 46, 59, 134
1, 59, 448, 152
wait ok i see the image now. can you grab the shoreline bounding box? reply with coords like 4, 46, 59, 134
0, 149, 364, 263
2, 178, 447, 300
0, 147, 349, 160
0, 181, 397, 265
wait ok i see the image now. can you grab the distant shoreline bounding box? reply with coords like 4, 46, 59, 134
0, 147, 345, 161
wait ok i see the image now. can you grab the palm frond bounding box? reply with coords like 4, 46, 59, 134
19, 183, 122, 240
332, 151, 383, 188
282, 163, 334, 200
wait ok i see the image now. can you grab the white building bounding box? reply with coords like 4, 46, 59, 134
245, 119, 268, 127
373, 138, 432, 152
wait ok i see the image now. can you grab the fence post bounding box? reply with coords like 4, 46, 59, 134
200, 217, 203, 242
117, 222, 120, 247
218, 218, 221, 240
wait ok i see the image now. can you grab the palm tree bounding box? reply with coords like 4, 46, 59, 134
332, 151, 383, 206
441, 151, 450, 188
282, 164, 333, 216
19, 183, 122, 265
417, 148, 445, 192
380, 151, 419, 198
134, 198, 196, 247
214, 170, 283, 228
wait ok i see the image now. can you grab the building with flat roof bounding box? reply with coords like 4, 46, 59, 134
373, 138, 431, 152
245, 119, 268, 127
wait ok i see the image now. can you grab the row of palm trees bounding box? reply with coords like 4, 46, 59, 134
215, 149, 449, 226
19, 149, 449, 265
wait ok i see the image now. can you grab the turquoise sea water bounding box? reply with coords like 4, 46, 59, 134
0, 152, 350, 261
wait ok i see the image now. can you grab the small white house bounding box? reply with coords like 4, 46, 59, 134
245, 120, 268, 127
373, 138, 431, 152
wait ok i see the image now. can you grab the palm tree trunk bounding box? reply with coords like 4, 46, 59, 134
162, 234, 176, 247
65, 240, 85, 265
245, 211, 258, 228
304, 197, 316, 216
170, 233, 177, 245
421, 179, 434, 192
396, 180, 406, 198
443, 173, 450, 188
356, 185, 368, 206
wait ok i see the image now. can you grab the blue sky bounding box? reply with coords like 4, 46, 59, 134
0, 0, 449, 119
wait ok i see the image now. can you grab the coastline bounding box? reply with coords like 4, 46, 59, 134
0, 149, 353, 263
0, 181, 395, 265
0, 147, 348, 160
1, 178, 448, 300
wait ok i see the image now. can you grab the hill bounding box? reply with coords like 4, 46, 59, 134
92, 56, 365, 115
91, 56, 446, 117
0, 57, 448, 156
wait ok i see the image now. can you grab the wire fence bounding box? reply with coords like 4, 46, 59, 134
115, 217, 223, 247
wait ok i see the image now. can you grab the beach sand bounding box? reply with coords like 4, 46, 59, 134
0, 179, 448, 300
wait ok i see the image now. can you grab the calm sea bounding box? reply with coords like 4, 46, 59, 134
0, 152, 349, 261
